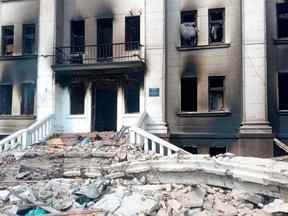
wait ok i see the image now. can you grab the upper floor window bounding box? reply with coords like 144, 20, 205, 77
209, 8, 225, 44
71, 20, 85, 53
0, 84, 12, 115
180, 10, 198, 47
23, 24, 36, 55
277, 3, 288, 39
125, 16, 140, 50
21, 83, 35, 115
209, 76, 225, 112
2, 26, 14, 56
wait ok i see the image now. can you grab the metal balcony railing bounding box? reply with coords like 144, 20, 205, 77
54, 42, 144, 66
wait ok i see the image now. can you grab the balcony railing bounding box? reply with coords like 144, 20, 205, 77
54, 42, 144, 66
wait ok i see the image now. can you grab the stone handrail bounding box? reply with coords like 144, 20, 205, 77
129, 126, 187, 156
274, 138, 288, 153
0, 114, 55, 153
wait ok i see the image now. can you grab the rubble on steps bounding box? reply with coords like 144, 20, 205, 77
0, 132, 288, 215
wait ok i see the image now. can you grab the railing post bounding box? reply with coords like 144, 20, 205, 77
144, 138, 149, 153
152, 141, 156, 153
22, 131, 28, 150
160, 145, 164, 156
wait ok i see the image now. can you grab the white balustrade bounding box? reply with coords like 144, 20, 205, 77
0, 114, 55, 153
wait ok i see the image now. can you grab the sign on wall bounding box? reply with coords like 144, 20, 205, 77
149, 88, 160, 97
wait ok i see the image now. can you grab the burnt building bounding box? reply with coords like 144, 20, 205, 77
0, 0, 287, 158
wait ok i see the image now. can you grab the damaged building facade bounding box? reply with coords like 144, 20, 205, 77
0, 0, 288, 158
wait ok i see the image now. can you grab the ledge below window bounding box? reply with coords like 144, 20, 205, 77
177, 43, 231, 51
274, 38, 288, 45
0, 55, 37, 61
177, 111, 232, 117
0, 115, 36, 120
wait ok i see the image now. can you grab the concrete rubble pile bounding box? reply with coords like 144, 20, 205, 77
0, 132, 287, 215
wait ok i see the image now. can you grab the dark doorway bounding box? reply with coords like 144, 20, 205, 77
92, 84, 117, 132
97, 18, 113, 61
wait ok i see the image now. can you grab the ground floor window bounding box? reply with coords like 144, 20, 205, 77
0, 84, 12, 115
69, 83, 85, 115
21, 83, 35, 115
124, 83, 140, 113
279, 73, 288, 110
209, 146, 226, 156
181, 77, 197, 112
209, 76, 225, 112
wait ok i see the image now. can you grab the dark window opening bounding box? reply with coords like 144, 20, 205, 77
209, 146, 226, 157
180, 10, 198, 47
71, 20, 85, 53
69, 83, 85, 115
2, 26, 14, 56
0, 84, 12, 115
23, 24, 36, 55
183, 146, 198, 154
181, 77, 197, 112
279, 73, 288, 110
97, 18, 113, 60
209, 76, 225, 112
125, 16, 140, 50
277, 3, 288, 38
124, 83, 140, 113
21, 83, 35, 115
209, 8, 225, 43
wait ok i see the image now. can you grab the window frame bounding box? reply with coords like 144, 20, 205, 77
208, 8, 225, 44
208, 76, 225, 112
180, 10, 198, 47
22, 24, 36, 55
0, 83, 13, 115
21, 82, 36, 115
125, 15, 141, 50
2, 25, 14, 56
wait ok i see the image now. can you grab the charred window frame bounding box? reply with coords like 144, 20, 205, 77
181, 77, 197, 112
124, 83, 140, 113
21, 83, 35, 115
71, 20, 85, 53
277, 3, 288, 39
125, 16, 140, 50
278, 73, 288, 110
180, 10, 198, 47
23, 24, 36, 55
2, 26, 14, 56
209, 76, 225, 112
208, 8, 225, 44
0, 84, 13, 115
69, 83, 86, 115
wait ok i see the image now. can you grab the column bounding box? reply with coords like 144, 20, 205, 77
36, 0, 57, 120
238, 0, 273, 157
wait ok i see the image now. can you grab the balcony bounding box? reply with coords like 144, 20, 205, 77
52, 42, 145, 76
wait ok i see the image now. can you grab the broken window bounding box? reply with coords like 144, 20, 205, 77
2, 26, 14, 56
21, 83, 35, 115
69, 83, 85, 115
125, 16, 140, 50
180, 10, 198, 47
0, 84, 12, 115
209, 76, 225, 112
209, 8, 225, 43
23, 24, 36, 55
181, 77, 197, 112
278, 73, 288, 110
124, 83, 140, 113
71, 20, 85, 53
277, 3, 288, 38
209, 146, 226, 157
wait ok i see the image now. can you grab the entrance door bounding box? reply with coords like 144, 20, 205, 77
92, 84, 117, 132
97, 18, 113, 61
